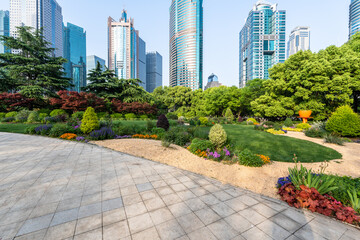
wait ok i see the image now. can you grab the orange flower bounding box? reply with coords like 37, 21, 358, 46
257, 154, 271, 164
132, 134, 158, 140
60, 133, 77, 140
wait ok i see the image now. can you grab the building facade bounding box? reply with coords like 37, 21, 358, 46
239, 1, 286, 88
10, 0, 63, 57
350, 0, 360, 38
146, 52, 163, 93
86, 55, 106, 78
287, 26, 310, 58
169, 0, 203, 90
0, 10, 10, 54
63, 23, 86, 92
108, 10, 146, 85
204, 73, 221, 90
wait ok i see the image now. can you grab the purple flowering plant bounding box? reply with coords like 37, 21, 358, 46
206, 146, 233, 162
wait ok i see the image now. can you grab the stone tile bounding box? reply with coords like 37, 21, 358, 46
343, 228, 360, 240
149, 207, 174, 225
241, 226, 273, 240
3, 208, 33, 225
140, 190, 159, 201
165, 177, 180, 185
224, 197, 248, 212
282, 208, 314, 225
177, 212, 205, 234
102, 197, 123, 212
199, 194, 221, 206
257, 219, 292, 240
136, 182, 154, 192
294, 227, 327, 240
78, 202, 101, 219
190, 187, 209, 197
17, 213, 53, 236
128, 213, 154, 234
270, 213, 303, 233
50, 208, 78, 227
157, 186, 174, 196
125, 202, 147, 218
224, 213, 253, 233
239, 208, 267, 225
211, 202, 235, 218
103, 221, 130, 240
75, 213, 102, 235
224, 188, 244, 198
252, 203, 279, 218
132, 227, 160, 240
177, 190, 197, 201
203, 185, 220, 193
123, 193, 142, 206
188, 227, 217, 240
73, 227, 102, 240
213, 191, 233, 201
14, 229, 46, 240
56, 197, 81, 212
81, 192, 101, 206
237, 195, 259, 206
30, 202, 59, 218
162, 193, 183, 206
302, 219, 347, 240
170, 183, 187, 192
168, 202, 193, 218
194, 207, 221, 225
151, 180, 167, 188
207, 220, 238, 240
182, 181, 199, 189
156, 219, 186, 240
102, 208, 126, 226
44, 220, 76, 240
102, 188, 121, 201
144, 197, 166, 211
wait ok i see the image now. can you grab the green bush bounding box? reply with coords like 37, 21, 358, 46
15, 109, 31, 122
254, 125, 265, 131
237, 149, 264, 167
27, 111, 39, 123
161, 140, 171, 148
166, 112, 178, 120
81, 107, 100, 134
125, 113, 137, 120
188, 138, 214, 153
326, 105, 360, 137
146, 120, 155, 131
324, 133, 345, 146
25, 125, 38, 134
305, 128, 326, 138
49, 124, 74, 137
163, 127, 192, 146
0, 113, 5, 119
140, 114, 148, 120
38, 109, 52, 115
97, 112, 108, 119
72, 111, 85, 120
50, 109, 67, 117
246, 118, 257, 124
296, 123, 311, 130
193, 127, 209, 139
198, 117, 208, 126
5, 111, 17, 118
39, 113, 48, 122
151, 127, 166, 138
111, 113, 123, 119
225, 108, 234, 122
283, 118, 294, 127
327, 175, 360, 207
209, 124, 227, 149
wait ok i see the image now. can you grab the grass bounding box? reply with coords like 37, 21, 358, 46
221, 125, 342, 163
0, 123, 40, 133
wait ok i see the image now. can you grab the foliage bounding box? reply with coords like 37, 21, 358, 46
283, 128, 303, 132
25, 125, 37, 134
326, 105, 360, 137
49, 124, 74, 137
328, 175, 360, 207
283, 118, 294, 127
1, 117, 15, 122
38, 113, 48, 122
89, 127, 115, 140
198, 117, 208, 126
140, 114, 148, 119
112, 99, 157, 115
0, 93, 37, 112
209, 124, 227, 149
246, 118, 257, 124
193, 127, 209, 139
146, 120, 155, 132
81, 107, 100, 134
348, 189, 360, 214
60, 133, 77, 140
166, 112, 178, 120
71, 111, 85, 120
27, 111, 39, 123
237, 149, 264, 167
125, 113, 137, 120
50, 109, 67, 117
132, 134, 158, 140
0, 113, 5, 119
0, 26, 71, 98
5, 111, 17, 118
296, 123, 311, 130
188, 138, 214, 154
305, 128, 327, 138
163, 127, 192, 146
324, 133, 345, 146
224, 108, 234, 122
266, 129, 286, 135
156, 114, 170, 131
111, 113, 123, 119
257, 154, 271, 164
15, 109, 31, 122
34, 124, 53, 135
161, 140, 171, 148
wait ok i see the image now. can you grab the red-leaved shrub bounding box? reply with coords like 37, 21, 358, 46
111, 99, 157, 115
0, 92, 38, 111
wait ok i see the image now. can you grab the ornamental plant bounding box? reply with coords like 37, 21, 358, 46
50, 109, 67, 117
188, 138, 214, 154
89, 127, 115, 140
237, 149, 264, 167
81, 107, 100, 134
224, 108, 234, 122
283, 118, 294, 127
209, 124, 227, 149
60, 133, 77, 140
296, 123, 311, 130
326, 105, 360, 137
198, 117, 208, 126
27, 111, 39, 123
157, 114, 170, 131
15, 109, 31, 122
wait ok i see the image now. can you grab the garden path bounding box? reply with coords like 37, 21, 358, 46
0, 133, 358, 240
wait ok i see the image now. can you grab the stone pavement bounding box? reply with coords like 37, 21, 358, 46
0, 133, 358, 240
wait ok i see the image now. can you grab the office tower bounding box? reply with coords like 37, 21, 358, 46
239, 1, 286, 88
107, 10, 146, 85
287, 26, 310, 57
169, 0, 203, 90
10, 0, 63, 57
204, 73, 221, 90
0, 10, 10, 54
63, 23, 86, 92
350, 0, 360, 38
86, 55, 106, 78
146, 52, 163, 93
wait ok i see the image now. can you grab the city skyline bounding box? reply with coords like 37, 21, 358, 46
0, 0, 350, 88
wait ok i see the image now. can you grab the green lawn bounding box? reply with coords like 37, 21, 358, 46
221, 125, 342, 163
0, 123, 40, 134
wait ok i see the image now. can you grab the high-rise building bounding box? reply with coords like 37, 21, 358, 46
107, 10, 146, 85
350, 0, 360, 38
0, 10, 10, 54
287, 26, 310, 57
204, 73, 222, 90
10, 0, 63, 57
146, 52, 163, 93
86, 55, 106, 77
239, 1, 286, 88
169, 0, 203, 90
63, 23, 86, 92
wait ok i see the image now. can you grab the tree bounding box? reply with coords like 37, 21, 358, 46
0, 26, 71, 98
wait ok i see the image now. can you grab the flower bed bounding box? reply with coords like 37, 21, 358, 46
60, 133, 77, 140
266, 129, 286, 135
132, 134, 158, 140
283, 127, 303, 132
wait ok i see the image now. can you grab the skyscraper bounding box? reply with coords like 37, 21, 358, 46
9, 0, 63, 57
63, 23, 86, 92
169, 0, 203, 90
350, 0, 360, 38
287, 26, 310, 58
146, 52, 163, 93
108, 10, 146, 85
204, 73, 222, 90
239, 1, 286, 88
86, 55, 106, 77
0, 10, 10, 54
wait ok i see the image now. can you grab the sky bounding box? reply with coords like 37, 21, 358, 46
0, 0, 350, 87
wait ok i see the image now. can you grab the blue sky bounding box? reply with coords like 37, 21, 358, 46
0, 0, 350, 87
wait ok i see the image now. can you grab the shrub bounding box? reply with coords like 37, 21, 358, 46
38, 109, 52, 115
34, 124, 53, 135
49, 124, 75, 137
111, 99, 157, 115
198, 117, 208, 126
254, 125, 265, 131
296, 123, 311, 130
81, 107, 100, 134
89, 127, 115, 140
193, 127, 209, 139
5, 111, 17, 118
2, 117, 15, 122
305, 128, 326, 138
225, 108, 234, 122
0, 113, 5, 119
72, 111, 85, 120
25, 125, 37, 134
50, 109, 67, 117
166, 112, 178, 120
140, 114, 148, 120
328, 175, 360, 207
209, 124, 227, 148
27, 111, 39, 123
237, 149, 264, 167
157, 114, 170, 131
15, 109, 31, 122
111, 113, 123, 119
283, 118, 294, 127
324, 133, 345, 146
161, 140, 171, 148
146, 120, 155, 131
125, 113, 137, 120
266, 129, 285, 135
44, 116, 63, 124
163, 127, 192, 146
246, 118, 258, 124
326, 105, 360, 137
237, 116, 243, 122
188, 138, 214, 153
151, 127, 166, 135
178, 116, 185, 125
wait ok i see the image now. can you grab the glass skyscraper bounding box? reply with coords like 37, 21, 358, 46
10, 0, 63, 57
239, 1, 286, 88
108, 10, 146, 86
146, 52, 163, 93
287, 26, 310, 58
350, 0, 360, 38
86, 55, 106, 77
0, 10, 10, 54
63, 22, 86, 92
169, 0, 203, 90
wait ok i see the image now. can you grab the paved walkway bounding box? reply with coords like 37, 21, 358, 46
0, 133, 358, 240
